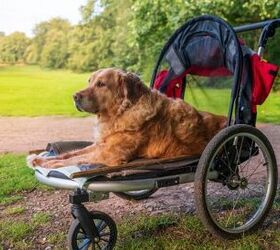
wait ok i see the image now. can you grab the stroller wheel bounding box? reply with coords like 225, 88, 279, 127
194, 124, 277, 239
113, 188, 158, 201
68, 211, 117, 250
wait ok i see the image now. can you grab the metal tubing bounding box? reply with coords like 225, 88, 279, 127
86, 171, 218, 192
35, 170, 219, 192
234, 19, 280, 33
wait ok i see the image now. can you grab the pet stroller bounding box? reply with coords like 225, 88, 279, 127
31, 15, 280, 249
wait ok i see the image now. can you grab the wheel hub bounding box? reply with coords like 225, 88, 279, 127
239, 177, 248, 189
226, 174, 240, 190
226, 174, 248, 190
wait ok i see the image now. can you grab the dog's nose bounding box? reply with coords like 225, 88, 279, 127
73, 93, 82, 102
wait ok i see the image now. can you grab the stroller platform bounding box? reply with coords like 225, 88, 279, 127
34, 155, 201, 191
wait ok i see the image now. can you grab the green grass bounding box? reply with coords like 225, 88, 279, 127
0, 154, 38, 204
47, 232, 66, 245
0, 65, 280, 123
31, 212, 51, 226
116, 213, 280, 250
0, 65, 89, 116
0, 220, 33, 242
4, 206, 26, 215
0, 195, 23, 206
185, 86, 231, 115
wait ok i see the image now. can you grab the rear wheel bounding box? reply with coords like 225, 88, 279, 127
194, 125, 277, 239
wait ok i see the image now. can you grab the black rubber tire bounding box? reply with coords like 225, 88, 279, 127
113, 188, 158, 201
68, 210, 117, 250
194, 124, 278, 239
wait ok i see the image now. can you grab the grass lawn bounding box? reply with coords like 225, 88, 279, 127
0, 154, 47, 205
0, 65, 280, 123
0, 154, 280, 249
0, 65, 89, 117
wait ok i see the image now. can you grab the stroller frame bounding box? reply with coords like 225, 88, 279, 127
34, 15, 280, 249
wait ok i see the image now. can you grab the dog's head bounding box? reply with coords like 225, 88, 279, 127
73, 68, 149, 117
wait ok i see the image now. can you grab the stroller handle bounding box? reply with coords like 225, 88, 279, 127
234, 19, 280, 33
235, 19, 280, 57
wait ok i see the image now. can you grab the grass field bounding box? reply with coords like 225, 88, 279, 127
0, 65, 89, 117
0, 65, 279, 123
0, 154, 280, 249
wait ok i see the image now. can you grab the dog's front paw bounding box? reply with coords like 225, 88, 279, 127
28, 155, 45, 168
26, 154, 41, 168
41, 160, 64, 169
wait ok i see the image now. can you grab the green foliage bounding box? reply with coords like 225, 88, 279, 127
0, 32, 30, 64
40, 30, 69, 68
31, 18, 71, 69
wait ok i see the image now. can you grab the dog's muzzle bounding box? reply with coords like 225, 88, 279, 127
73, 93, 84, 112
74, 101, 84, 112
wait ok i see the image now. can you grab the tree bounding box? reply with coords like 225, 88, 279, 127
0, 32, 30, 64
31, 18, 71, 68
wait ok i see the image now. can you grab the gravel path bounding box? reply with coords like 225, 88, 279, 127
0, 116, 96, 153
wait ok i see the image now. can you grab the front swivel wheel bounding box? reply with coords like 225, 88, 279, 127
68, 211, 117, 250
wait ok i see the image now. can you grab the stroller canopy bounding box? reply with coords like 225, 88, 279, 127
151, 15, 243, 92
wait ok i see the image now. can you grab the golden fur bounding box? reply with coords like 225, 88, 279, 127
32, 68, 227, 168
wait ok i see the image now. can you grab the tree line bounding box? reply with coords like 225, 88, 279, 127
0, 0, 279, 82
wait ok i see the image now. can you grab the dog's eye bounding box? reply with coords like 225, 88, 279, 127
96, 81, 106, 88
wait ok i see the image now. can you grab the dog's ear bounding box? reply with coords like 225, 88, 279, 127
122, 72, 148, 103
117, 71, 148, 116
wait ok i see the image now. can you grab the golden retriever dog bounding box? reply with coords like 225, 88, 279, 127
31, 68, 227, 169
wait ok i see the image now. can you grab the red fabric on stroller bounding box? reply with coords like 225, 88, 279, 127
250, 54, 279, 111
154, 55, 279, 111
154, 67, 231, 99
154, 70, 184, 98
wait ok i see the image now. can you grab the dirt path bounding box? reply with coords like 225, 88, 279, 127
0, 116, 96, 153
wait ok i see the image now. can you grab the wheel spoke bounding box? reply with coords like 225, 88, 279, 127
77, 236, 88, 240
241, 144, 258, 176
244, 161, 266, 180
100, 237, 110, 243
96, 242, 102, 250
225, 190, 242, 227
78, 239, 91, 250
235, 136, 244, 166
223, 144, 235, 174
99, 232, 111, 237
98, 221, 107, 232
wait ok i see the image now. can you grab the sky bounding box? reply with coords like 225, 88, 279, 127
0, 0, 87, 37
